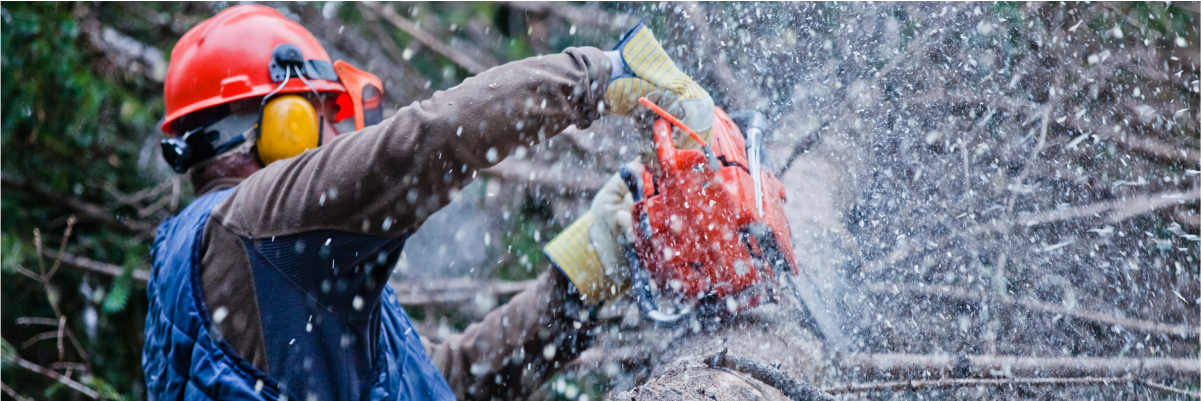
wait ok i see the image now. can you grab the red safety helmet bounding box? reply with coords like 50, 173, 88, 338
161, 5, 347, 135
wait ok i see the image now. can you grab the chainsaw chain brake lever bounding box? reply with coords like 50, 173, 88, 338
619, 166, 692, 323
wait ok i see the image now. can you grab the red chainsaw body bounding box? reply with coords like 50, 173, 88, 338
630, 107, 797, 314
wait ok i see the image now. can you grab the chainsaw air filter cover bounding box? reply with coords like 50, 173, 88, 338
629, 107, 798, 316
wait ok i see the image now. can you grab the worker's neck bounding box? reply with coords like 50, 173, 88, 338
194, 176, 247, 196
189, 151, 263, 196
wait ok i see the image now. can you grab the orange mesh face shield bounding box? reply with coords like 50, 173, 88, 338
333, 61, 385, 131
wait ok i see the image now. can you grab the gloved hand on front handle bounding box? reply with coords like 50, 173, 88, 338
544, 163, 645, 304
603, 22, 714, 151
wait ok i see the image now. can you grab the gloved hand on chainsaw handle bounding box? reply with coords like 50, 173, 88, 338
547, 22, 714, 305
603, 22, 715, 151
544, 163, 645, 304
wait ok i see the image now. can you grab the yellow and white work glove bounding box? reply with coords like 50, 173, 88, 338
603, 22, 715, 150
544, 163, 645, 304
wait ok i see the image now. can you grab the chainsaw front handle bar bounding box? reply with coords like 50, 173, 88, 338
620, 165, 691, 324
638, 97, 721, 172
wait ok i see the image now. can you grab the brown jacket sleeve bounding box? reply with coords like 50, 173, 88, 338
210, 47, 611, 238
425, 268, 598, 401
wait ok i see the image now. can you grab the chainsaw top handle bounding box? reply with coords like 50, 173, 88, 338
638, 97, 721, 171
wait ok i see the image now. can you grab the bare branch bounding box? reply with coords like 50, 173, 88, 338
1141, 379, 1201, 398
76, 5, 167, 82
40, 249, 151, 283
355, 4, 437, 93
4, 353, 99, 399
47, 362, 89, 372
1006, 106, 1053, 216
483, 159, 609, 193
96, 179, 172, 209
45, 216, 76, 282
865, 282, 1200, 338
363, 2, 494, 75
778, 131, 822, 176
56, 316, 66, 361
14, 265, 42, 282
0, 382, 33, 401
842, 353, 1200, 380
16, 317, 61, 326
679, 2, 761, 110
389, 278, 535, 305
826, 376, 1143, 394
976, 188, 1201, 232
20, 331, 61, 349
1065, 114, 1199, 165
2, 172, 157, 236
502, 2, 635, 32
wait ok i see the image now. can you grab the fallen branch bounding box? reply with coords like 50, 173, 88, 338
365, 3, 494, 75
389, 278, 535, 305
864, 282, 1199, 338
842, 353, 1200, 380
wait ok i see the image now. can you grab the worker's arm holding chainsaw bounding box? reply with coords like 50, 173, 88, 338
202, 22, 711, 398
211, 47, 611, 238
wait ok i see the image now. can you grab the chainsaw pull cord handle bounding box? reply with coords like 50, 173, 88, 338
619, 166, 690, 323
638, 97, 721, 171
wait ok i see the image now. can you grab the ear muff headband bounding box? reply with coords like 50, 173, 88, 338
257, 94, 320, 165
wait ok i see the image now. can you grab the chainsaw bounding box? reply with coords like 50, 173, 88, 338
622, 97, 798, 322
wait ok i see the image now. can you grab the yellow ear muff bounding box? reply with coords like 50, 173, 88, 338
257, 94, 320, 165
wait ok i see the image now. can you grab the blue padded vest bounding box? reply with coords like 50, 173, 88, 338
143, 188, 454, 400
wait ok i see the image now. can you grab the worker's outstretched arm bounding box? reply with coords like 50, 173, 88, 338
210, 47, 611, 238
197, 47, 611, 373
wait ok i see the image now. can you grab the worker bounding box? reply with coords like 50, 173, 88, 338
142, 5, 712, 401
